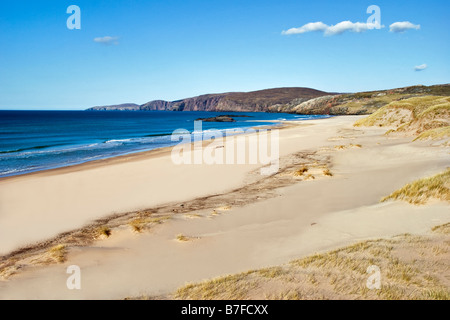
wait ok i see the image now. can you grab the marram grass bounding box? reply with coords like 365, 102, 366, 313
381, 168, 450, 205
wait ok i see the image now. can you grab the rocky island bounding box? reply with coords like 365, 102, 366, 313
195, 115, 252, 122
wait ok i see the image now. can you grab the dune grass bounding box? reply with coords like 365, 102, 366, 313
381, 168, 450, 205
176, 234, 189, 242
354, 96, 450, 136
293, 166, 308, 176
176, 233, 200, 242
381, 96, 450, 117
129, 216, 171, 233
174, 271, 259, 300
431, 223, 450, 234
354, 107, 400, 127
398, 102, 450, 134
417, 101, 450, 119
161, 223, 450, 300
414, 126, 450, 141
48, 244, 67, 263
97, 226, 112, 238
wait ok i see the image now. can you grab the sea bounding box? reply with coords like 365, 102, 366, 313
0, 110, 330, 178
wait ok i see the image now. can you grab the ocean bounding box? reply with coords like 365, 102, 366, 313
0, 110, 329, 177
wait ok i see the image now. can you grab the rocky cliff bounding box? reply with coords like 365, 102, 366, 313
87, 87, 332, 112
87, 84, 450, 115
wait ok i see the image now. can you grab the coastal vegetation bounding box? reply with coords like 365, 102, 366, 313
144, 224, 450, 300
354, 96, 450, 141
381, 168, 450, 205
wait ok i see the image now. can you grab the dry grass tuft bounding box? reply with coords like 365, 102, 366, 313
176, 234, 199, 242
293, 166, 309, 176
129, 216, 171, 233
176, 234, 189, 242
216, 206, 232, 212
258, 267, 286, 279
381, 168, 450, 204
333, 144, 361, 150
414, 126, 450, 141
48, 244, 67, 263
431, 223, 450, 234
129, 219, 145, 233
97, 227, 112, 238
422, 289, 450, 300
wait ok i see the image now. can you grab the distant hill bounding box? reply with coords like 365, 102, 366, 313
87, 84, 450, 115
89, 103, 140, 111
87, 87, 334, 112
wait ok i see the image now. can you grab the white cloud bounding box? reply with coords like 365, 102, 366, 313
93, 36, 119, 45
389, 21, 420, 33
282, 22, 328, 35
414, 64, 427, 71
282, 21, 383, 36
324, 21, 380, 36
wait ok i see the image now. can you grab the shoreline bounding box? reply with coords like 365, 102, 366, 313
0, 119, 297, 182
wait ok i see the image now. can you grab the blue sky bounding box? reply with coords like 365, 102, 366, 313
0, 0, 449, 110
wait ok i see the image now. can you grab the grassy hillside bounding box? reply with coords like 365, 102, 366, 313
275, 84, 450, 115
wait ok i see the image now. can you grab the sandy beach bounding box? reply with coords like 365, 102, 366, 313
0, 115, 449, 299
